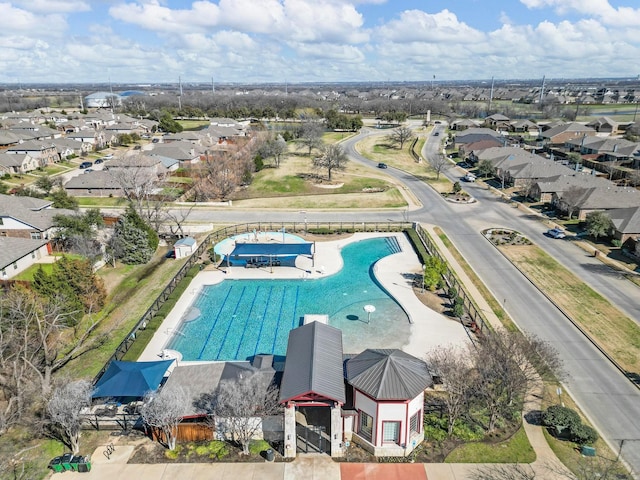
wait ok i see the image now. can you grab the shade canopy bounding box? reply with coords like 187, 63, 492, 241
230, 242, 313, 257
92, 360, 174, 399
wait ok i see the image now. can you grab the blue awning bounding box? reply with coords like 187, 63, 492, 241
92, 360, 174, 399
230, 242, 313, 257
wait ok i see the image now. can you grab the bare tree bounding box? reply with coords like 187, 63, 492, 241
2, 287, 105, 397
387, 126, 414, 149
313, 143, 348, 181
430, 154, 450, 180
470, 331, 563, 432
602, 160, 620, 181
140, 386, 188, 451
205, 372, 280, 455
298, 121, 324, 156
47, 379, 92, 454
472, 463, 537, 480
425, 345, 474, 436
518, 178, 536, 201
193, 150, 241, 201
259, 134, 288, 168
558, 186, 587, 219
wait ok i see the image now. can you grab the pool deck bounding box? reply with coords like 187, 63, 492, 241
139, 232, 470, 363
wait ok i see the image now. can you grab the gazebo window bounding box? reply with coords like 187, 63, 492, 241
382, 421, 400, 444
410, 411, 421, 435
359, 411, 373, 442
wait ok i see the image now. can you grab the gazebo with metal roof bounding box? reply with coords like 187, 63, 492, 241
280, 321, 345, 458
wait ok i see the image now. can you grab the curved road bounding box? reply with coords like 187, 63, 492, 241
185, 127, 640, 475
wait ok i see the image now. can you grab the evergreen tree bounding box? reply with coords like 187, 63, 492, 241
110, 206, 156, 264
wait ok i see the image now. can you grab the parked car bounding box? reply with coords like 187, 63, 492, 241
434, 132, 440, 136
457, 161, 470, 168
79, 161, 93, 169
377, 163, 388, 169
94, 158, 104, 164
463, 173, 476, 182
546, 227, 566, 239
102, 154, 114, 159
83, 168, 94, 173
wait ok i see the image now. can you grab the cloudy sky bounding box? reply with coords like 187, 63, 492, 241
1, 0, 639, 84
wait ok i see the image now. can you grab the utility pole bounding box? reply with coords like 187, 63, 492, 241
178, 76, 182, 111
539, 75, 546, 108
488, 76, 495, 112
211, 77, 215, 95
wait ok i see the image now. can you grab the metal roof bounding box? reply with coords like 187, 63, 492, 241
279, 322, 345, 404
231, 242, 313, 257
346, 349, 433, 401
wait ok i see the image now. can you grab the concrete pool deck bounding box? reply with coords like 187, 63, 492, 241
139, 232, 470, 363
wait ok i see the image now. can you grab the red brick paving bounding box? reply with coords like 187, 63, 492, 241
340, 463, 427, 480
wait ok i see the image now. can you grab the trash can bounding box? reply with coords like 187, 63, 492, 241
581, 445, 596, 457
76, 456, 91, 473
60, 453, 74, 471
265, 448, 275, 462
70, 455, 83, 471
48, 457, 64, 473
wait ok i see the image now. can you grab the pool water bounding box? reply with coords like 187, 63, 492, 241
168, 236, 411, 361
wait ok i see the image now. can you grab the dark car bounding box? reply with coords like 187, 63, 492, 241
434, 132, 440, 136
377, 163, 388, 169
94, 158, 104, 164
79, 161, 93, 169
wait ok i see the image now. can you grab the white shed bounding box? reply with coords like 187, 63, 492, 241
173, 237, 197, 259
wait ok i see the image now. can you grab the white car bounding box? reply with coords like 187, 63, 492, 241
546, 227, 566, 239
463, 173, 476, 182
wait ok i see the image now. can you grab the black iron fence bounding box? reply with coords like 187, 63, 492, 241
413, 223, 488, 334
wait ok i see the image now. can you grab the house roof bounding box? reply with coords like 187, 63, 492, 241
0, 194, 63, 231
345, 349, 432, 401
540, 122, 595, 139
279, 322, 346, 404
455, 128, 504, 145
64, 171, 123, 189
535, 173, 610, 193
7, 139, 56, 152
0, 153, 30, 168
162, 357, 275, 418
571, 186, 640, 210
0, 237, 49, 270
608, 206, 640, 234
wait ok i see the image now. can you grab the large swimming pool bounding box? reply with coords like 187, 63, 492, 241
167, 236, 411, 361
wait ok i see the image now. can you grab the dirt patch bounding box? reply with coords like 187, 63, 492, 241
412, 286, 448, 314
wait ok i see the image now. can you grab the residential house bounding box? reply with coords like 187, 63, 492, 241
0, 194, 66, 239
63, 171, 125, 197
565, 136, 640, 165
608, 206, 640, 243
483, 113, 511, 132
453, 128, 505, 150
586, 116, 620, 135
50, 137, 91, 158
10, 125, 61, 140
148, 142, 202, 166
0, 237, 51, 280
510, 120, 539, 136
539, 122, 596, 147
450, 119, 480, 131
458, 139, 504, 160
0, 130, 31, 148
553, 186, 640, 220
344, 349, 432, 457
531, 172, 610, 203
66, 129, 106, 149
6, 140, 59, 166
0, 153, 39, 174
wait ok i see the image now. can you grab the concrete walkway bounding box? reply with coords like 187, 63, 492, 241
60, 228, 569, 480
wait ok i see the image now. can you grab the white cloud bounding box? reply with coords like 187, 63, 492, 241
520, 0, 640, 27
109, 1, 221, 34
11, 0, 90, 13
377, 9, 485, 44
0, 3, 68, 36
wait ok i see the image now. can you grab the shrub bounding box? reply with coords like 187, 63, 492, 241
542, 405, 581, 429
611, 239, 622, 247
452, 302, 464, 318
448, 287, 458, 299
570, 423, 598, 445
249, 439, 271, 456
207, 440, 229, 459
452, 181, 462, 193
164, 445, 183, 459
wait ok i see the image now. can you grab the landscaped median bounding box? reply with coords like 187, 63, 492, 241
486, 229, 640, 381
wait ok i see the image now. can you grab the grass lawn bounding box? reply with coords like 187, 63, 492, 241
231, 150, 406, 209
540, 382, 630, 478
322, 131, 356, 144
63, 249, 190, 378
433, 227, 515, 331
76, 196, 130, 207
445, 426, 535, 463
499, 244, 640, 375
177, 120, 210, 130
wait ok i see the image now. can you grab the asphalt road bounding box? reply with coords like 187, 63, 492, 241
183, 126, 640, 475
